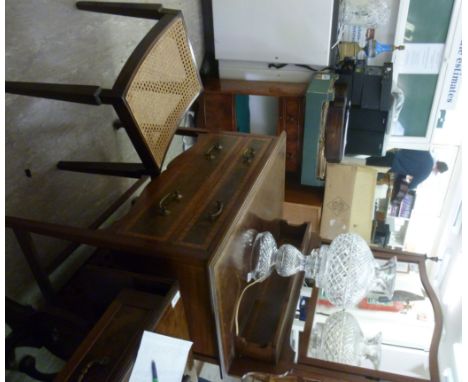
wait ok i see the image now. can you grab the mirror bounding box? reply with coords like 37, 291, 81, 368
372, 172, 415, 250
295, 248, 442, 381
234, 95, 279, 135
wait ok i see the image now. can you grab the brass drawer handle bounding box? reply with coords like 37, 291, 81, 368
242, 147, 256, 164
209, 200, 224, 221
77, 356, 110, 382
287, 115, 297, 123
205, 143, 223, 160
158, 190, 183, 216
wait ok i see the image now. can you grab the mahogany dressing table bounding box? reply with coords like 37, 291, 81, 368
85, 131, 442, 381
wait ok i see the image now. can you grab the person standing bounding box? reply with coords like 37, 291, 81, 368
365, 149, 448, 189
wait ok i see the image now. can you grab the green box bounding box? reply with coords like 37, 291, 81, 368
301, 73, 337, 186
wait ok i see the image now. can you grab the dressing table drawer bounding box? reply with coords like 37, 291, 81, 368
126, 133, 244, 239
180, 137, 271, 247
55, 286, 189, 382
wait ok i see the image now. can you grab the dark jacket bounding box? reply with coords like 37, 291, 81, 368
391, 149, 434, 189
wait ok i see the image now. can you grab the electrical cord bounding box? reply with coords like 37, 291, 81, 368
234, 274, 269, 335
267, 63, 334, 72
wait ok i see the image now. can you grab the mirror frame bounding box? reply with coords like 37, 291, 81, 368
297, 248, 443, 382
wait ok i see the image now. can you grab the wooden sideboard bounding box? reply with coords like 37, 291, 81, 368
198, 78, 307, 173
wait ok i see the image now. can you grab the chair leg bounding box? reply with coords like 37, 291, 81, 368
112, 119, 125, 130
76, 2, 174, 20
5, 82, 114, 105
57, 161, 153, 178
12, 230, 57, 304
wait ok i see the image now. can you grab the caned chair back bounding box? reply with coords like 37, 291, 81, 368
117, 13, 202, 170
5, 5, 203, 176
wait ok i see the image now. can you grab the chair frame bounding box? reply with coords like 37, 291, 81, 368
6, 2, 203, 178
5, 176, 150, 380
6, 176, 149, 305
6, 1, 212, 300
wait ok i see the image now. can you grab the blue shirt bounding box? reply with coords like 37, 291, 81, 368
391, 150, 434, 189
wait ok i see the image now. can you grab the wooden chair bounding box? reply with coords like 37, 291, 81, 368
6, 176, 176, 318
5, 6, 203, 378
6, 1, 203, 178
5, 1, 204, 324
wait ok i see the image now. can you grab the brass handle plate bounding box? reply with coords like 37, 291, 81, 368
205, 143, 223, 160
77, 357, 110, 382
158, 190, 183, 216
209, 200, 224, 221
242, 147, 256, 164
287, 115, 297, 123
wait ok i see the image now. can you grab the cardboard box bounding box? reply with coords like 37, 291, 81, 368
320, 163, 377, 242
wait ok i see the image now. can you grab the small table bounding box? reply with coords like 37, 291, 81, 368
104, 131, 288, 361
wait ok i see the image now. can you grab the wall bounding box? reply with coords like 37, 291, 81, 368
4, 0, 204, 305
212, 0, 335, 66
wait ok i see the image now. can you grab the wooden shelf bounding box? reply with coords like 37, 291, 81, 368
203, 78, 308, 97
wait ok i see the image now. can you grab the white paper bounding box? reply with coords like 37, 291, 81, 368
398, 43, 445, 74
129, 331, 192, 382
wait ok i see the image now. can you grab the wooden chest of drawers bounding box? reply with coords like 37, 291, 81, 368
277, 96, 305, 173
198, 78, 306, 174
107, 131, 287, 361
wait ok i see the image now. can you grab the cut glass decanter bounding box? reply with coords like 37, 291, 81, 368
309, 310, 382, 369
247, 232, 397, 308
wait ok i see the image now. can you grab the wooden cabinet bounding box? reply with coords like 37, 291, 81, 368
277, 96, 305, 173
201, 92, 237, 132
199, 78, 307, 174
